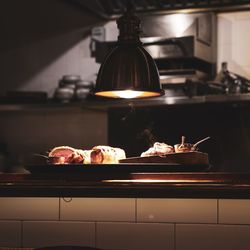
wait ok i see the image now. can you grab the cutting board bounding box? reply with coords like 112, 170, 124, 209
119, 151, 209, 165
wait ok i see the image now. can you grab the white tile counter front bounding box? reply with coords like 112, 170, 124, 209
219, 199, 250, 224
60, 198, 135, 222
0, 197, 59, 220
0, 221, 21, 248
96, 222, 174, 250
137, 198, 217, 223
1, 197, 250, 249
176, 224, 250, 250
23, 221, 95, 248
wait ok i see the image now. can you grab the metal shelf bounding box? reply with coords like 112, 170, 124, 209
1, 94, 250, 112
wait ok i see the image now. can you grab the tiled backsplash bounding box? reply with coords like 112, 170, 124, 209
1, 197, 250, 250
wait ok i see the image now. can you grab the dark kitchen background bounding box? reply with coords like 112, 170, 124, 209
0, 0, 250, 172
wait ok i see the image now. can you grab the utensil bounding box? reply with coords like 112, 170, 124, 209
174, 136, 193, 153
191, 136, 210, 151
174, 136, 210, 152
33, 153, 66, 164
33, 153, 48, 159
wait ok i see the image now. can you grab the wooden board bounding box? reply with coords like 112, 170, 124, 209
25, 163, 211, 174
119, 151, 209, 165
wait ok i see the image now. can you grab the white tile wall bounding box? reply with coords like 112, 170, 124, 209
23, 221, 95, 248
0, 221, 21, 247
1, 197, 250, 249
96, 222, 174, 250
219, 199, 250, 224
0, 198, 59, 220
217, 11, 250, 78
137, 198, 217, 223
176, 224, 250, 250
60, 198, 135, 222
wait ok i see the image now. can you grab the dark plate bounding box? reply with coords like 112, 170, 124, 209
25, 163, 212, 174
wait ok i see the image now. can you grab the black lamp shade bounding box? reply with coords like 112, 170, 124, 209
94, 9, 164, 99
95, 44, 163, 98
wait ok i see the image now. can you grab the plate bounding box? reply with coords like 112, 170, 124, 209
120, 151, 209, 165
25, 163, 211, 174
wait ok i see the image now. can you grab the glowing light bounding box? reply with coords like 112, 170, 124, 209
115, 90, 143, 99
95, 90, 161, 99
102, 179, 212, 183
168, 14, 193, 37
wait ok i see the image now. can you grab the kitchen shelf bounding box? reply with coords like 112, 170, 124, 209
0, 100, 106, 113
1, 172, 250, 198
1, 94, 250, 112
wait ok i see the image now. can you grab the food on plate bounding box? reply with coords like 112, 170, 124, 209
174, 136, 210, 153
174, 136, 193, 153
77, 149, 92, 164
47, 145, 126, 164
90, 145, 126, 164
140, 136, 210, 156
46, 136, 210, 165
48, 146, 91, 164
141, 142, 174, 157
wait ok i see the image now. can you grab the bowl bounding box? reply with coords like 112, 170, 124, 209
54, 87, 74, 102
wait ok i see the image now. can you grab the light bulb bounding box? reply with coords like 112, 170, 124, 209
115, 90, 143, 99
95, 90, 162, 99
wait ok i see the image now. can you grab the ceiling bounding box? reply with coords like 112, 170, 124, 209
67, 0, 250, 19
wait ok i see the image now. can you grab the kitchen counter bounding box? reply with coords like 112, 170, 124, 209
1, 172, 250, 198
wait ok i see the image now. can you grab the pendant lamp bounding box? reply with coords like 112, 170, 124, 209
94, 7, 164, 99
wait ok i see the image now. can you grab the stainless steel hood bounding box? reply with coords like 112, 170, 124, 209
91, 12, 217, 81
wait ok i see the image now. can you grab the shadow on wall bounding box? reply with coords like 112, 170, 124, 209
0, 0, 103, 96
0, 110, 108, 168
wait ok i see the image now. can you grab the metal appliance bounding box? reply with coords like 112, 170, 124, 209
91, 12, 217, 90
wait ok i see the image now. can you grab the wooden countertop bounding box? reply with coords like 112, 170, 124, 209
1, 172, 250, 198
